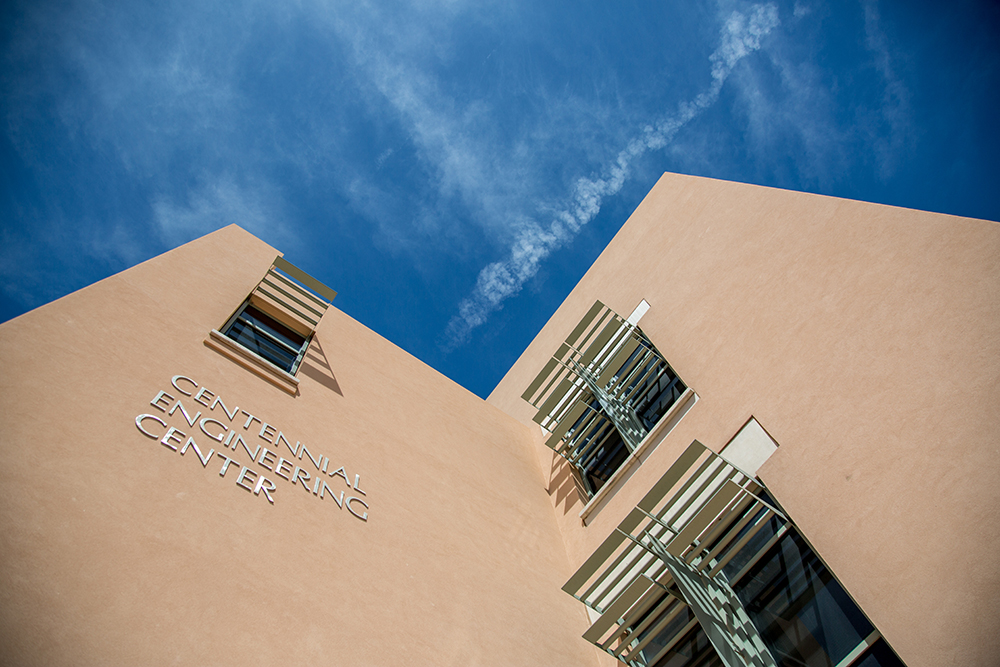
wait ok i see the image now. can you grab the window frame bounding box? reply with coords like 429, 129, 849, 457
522, 300, 693, 505
563, 440, 906, 667
220, 300, 312, 376
203, 256, 335, 396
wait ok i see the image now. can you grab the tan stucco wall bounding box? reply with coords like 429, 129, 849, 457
0, 225, 598, 667
489, 172, 1000, 667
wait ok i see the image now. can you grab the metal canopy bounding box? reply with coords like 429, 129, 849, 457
563, 440, 788, 667
521, 301, 684, 494
250, 255, 336, 332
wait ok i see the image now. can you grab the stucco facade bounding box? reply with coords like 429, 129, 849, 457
1, 172, 997, 666
0, 225, 596, 666
489, 172, 1000, 667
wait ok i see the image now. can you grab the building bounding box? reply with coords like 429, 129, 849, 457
0, 172, 997, 667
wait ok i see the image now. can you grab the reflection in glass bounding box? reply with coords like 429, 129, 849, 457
224, 304, 307, 373
732, 530, 873, 667
635, 508, 906, 667
852, 640, 906, 667
652, 625, 725, 667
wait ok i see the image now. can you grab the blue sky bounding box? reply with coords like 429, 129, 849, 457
2, 0, 998, 398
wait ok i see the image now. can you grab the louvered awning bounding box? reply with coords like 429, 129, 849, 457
521, 301, 681, 468
563, 440, 789, 667
249, 256, 337, 335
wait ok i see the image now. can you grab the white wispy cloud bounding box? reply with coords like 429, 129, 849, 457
860, 0, 912, 179
316, 2, 522, 241
152, 175, 295, 250
719, 11, 851, 188
3, 0, 262, 257
443, 3, 780, 347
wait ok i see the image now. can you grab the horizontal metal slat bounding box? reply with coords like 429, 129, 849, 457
522, 357, 561, 402
273, 255, 337, 303
596, 335, 641, 388
565, 301, 606, 348
582, 575, 654, 644
707, 512, 782, 580
614, 586, 682, 657
695, 494, 757, 569
655, 456, 726, 529
267, 267, 329, 309
579, 318, 623, 367
637, 441, 708, 515
669, 480, 743, 558
533, 378, 574, 425
583, 541, 660, 612
254, 287, 320, 326
545, 401, 589, 449
563, 508, 644, 596
572, 424, 621, 468
262, 276, 326, 319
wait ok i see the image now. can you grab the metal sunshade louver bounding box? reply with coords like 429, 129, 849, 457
563, 440, 788, 667
521, 301, 684, 494
250, 255, 337, 330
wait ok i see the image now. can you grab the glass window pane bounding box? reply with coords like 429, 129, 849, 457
238, 306, 305, 349
650, 624, 725, 667
227, 320, 297, 371
851, 640, 907, 667
581, 429, 629, 493
223, 304, 307, 373
732, 530, 874, 667
635, 371, 685, 430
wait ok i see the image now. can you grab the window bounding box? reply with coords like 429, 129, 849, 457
631, 519, 901, 667
729, 528, 877, 667
204, 256, 336, 394
222, 302, 310, 374
522, 300, 691, 499
563, 441, 907, 667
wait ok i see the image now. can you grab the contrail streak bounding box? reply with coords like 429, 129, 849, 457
444, 3, 779, 348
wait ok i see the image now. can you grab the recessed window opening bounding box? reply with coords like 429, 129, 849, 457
580, 427, 628, 495
222, 302, 310, 374
565, 442, 906, 667
632, 507, 902, 667
205, 256, 336, 394
568, 345, 684, 496
522, 300, 690, 501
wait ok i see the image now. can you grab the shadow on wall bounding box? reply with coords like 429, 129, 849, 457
549, 454, 582, 515
300, 336, 343, 396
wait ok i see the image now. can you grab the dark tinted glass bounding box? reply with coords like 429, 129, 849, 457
650, 624, 725, 667
635, 371, 685, 430
225, 305, 306, 373
719, 499, 782, 579
852, 640, 907, 667
581, 428, 629, 493
609, 343, 686, 431
732, 530, 874, 667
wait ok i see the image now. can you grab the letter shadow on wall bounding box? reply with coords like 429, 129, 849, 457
300, 336, 343, 396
